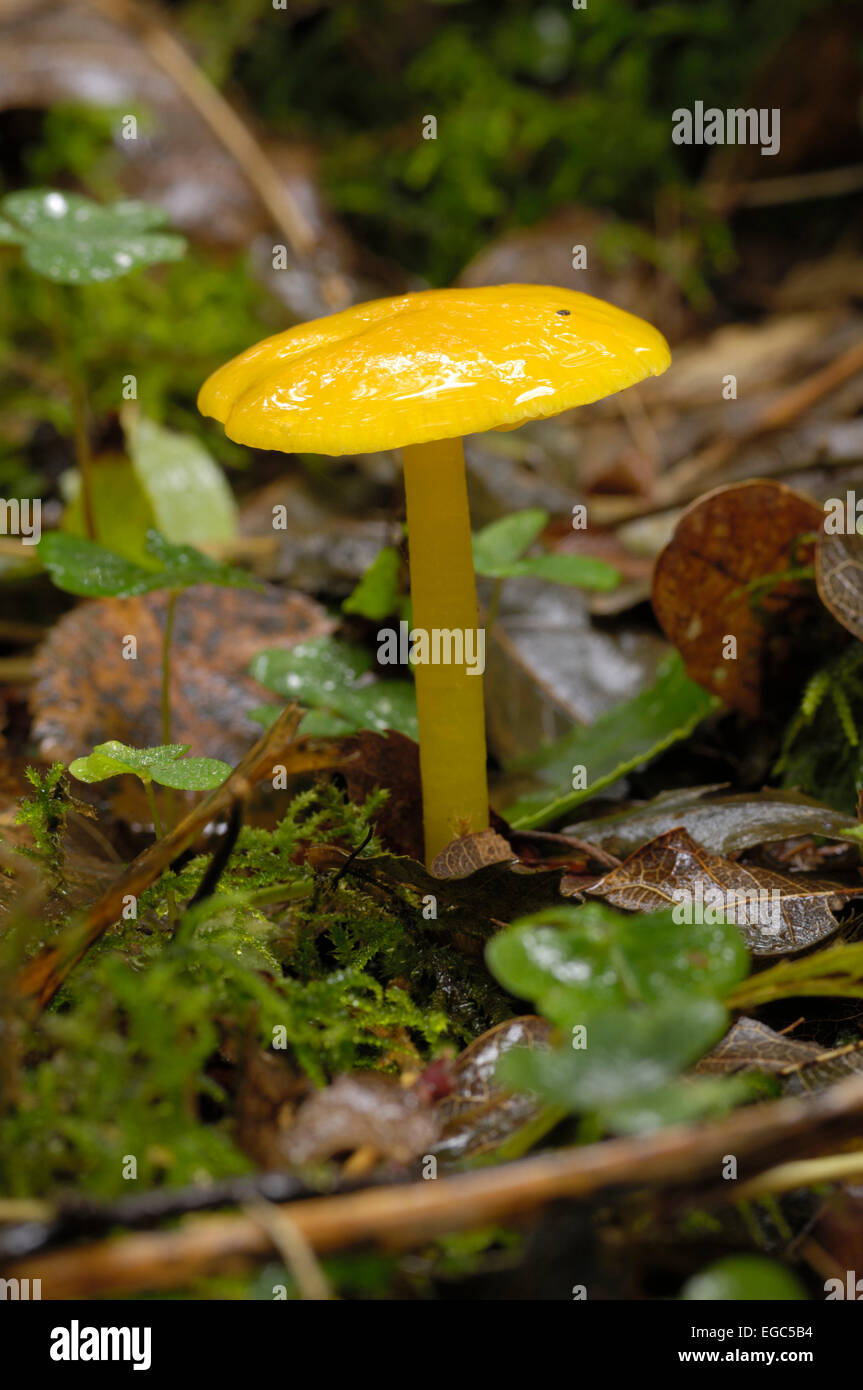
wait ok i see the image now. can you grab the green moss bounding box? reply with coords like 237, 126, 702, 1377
776, 647, 863, 811
13, 762, 71, 888
0, 781, 509, 1199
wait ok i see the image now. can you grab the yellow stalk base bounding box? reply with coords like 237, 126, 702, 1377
402, 437, 489, 866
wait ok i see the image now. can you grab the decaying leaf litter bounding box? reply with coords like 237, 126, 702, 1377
2, 0, 863, 1304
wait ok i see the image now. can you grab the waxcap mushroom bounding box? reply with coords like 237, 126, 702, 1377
197, 283, 670, 455
199, 284, 670, 867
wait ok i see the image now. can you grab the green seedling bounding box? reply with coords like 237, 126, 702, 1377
472, 508, 619, 629
70, 741, 231, 838
341, 510, 621, 631
0, 188, 186, 541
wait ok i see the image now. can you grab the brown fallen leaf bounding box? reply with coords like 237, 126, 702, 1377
32, 585, 332, 771
0, 768, 121, 922
651, 480, 824, 715
331, 729, 424, 860
816, 526, 863, 642
273, 1073, 439, 1168
569, 826, 863, 956
331, 730, 514, 862
430, 829, 515, 880
697, 1016, 863, 1095
435, 1016, 554, 1162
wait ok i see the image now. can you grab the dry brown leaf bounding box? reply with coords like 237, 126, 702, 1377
697, 1016, 863, 1095
332, 729, 425, 860
815, 526, 863, 641
572, 826, 863, 955
32, 585, 332, 770
435, 1016, 553, 1161
651, 480, 823, 714
276, 1073, 439, 1168
430, 829, 515, 880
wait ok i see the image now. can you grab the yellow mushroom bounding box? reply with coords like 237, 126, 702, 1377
198, 284, 670, 867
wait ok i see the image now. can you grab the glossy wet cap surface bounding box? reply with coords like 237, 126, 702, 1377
198, 284, 671, 456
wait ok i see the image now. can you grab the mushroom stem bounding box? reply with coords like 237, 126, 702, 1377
402, 437, 489, 866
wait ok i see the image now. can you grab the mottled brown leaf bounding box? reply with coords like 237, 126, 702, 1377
575, 827, 863, 955
816, 527, 863, 641
431, 829, 515, 880
652, 481, 823, 714
435, 1016, 554, 1161
698, 1017, 863, 1095
32, 585, 332, 770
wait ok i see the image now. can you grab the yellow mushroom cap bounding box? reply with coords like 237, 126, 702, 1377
198, 284, 670, 456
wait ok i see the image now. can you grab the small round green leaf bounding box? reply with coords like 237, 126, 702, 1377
681, 1256, 807, 1301
0, 189, 185, 284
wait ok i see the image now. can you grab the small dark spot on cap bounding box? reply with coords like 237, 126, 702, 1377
556, 309, 571, 316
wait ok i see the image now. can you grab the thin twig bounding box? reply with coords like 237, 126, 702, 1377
735, 1151, 863, 1201
244, 1199, 333, 1301
595, 335, 863, 527
85, 0, 317, 257
705, 163, 863, 212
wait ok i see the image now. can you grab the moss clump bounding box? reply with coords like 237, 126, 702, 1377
0, 780, 510, 1200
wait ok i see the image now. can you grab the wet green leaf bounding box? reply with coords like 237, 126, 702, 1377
342, 546, 404, 621
498, 997, 729, 1110
123, 410, 237, 545
61, 457, 155, 565
39, 529, 257, 597
0, 189, 185, 284
602, 1073, 773, 1134
568, 785, 856, 858
680, 1256, 807, 1301
251, 636, 418, 738
504, 652, 718, 828
70, 741, 231, 790
490, 551, 620, 589
486, 901, 749, 1028
472, 509, 548, 572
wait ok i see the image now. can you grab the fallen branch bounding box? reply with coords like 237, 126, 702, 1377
9, 1074, 863, 1298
